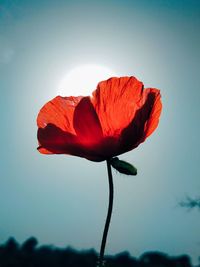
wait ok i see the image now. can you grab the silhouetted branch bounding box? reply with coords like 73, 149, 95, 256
180, 195, 200, 210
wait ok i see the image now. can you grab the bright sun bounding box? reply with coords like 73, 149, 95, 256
58, 64, 117, 96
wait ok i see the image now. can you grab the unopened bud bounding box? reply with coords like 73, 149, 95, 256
110, 157, 137, 176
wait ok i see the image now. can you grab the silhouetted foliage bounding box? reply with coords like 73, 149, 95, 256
140, 252, 192, 267
0, 237, 197, 267
21, 236, 38, 252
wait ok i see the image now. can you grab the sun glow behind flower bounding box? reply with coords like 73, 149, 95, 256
58, 64, 117, 96
37, 76, 161, 161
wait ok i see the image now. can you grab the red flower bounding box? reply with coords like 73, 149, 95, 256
37, 76, 162, 162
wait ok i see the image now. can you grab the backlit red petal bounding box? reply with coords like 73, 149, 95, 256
73, 97, 103, 145
38, 123, 111, 161
37, 96, 83, 134
119, 88, 162, 153
37, 123, 77, 154
143, 88, 162, 138
91, 77, 144, 136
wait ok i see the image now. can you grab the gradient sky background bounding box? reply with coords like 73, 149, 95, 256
0, 0, 200, 265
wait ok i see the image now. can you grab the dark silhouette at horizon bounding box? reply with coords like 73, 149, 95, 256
0, 236, 197, 267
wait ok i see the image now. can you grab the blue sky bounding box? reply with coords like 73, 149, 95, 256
0, 0, 200, 265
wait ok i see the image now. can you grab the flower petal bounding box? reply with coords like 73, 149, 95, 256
73, 97, 103, 145
37, 123, 77, 154
37, 96, 105, 161
91, 76, 144, 137
143, 88, 162, 138
119, 88, 162, 153
37, 95, 83, 134
37, 123, 108, 161
36, 76, 162, 161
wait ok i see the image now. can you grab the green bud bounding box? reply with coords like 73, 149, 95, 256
110, 157, 137, 176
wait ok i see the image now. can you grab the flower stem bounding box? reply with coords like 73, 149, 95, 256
98, 159, 114, 267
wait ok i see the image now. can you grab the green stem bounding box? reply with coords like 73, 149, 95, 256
98, 160, 114, 267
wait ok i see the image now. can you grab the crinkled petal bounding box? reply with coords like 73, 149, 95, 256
119, 88, 162, 154
91, 76, 144, 136
143, 88, 162, 138
37, 95, 83, 134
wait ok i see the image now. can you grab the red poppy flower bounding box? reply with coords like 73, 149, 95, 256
37, 76, 162, 162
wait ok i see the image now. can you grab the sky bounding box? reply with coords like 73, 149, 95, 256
0, 0, 200, 265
